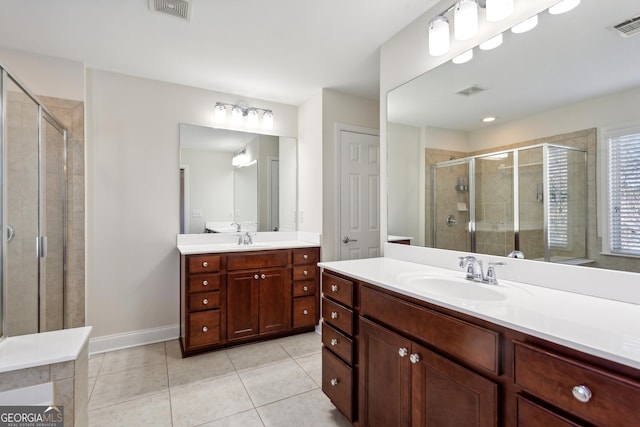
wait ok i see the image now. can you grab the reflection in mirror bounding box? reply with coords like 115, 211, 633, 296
387, 0, 640, 273
179, 124, 297, 234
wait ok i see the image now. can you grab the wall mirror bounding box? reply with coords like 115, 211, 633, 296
387, 0, 640, 273
179, 124, 297, 234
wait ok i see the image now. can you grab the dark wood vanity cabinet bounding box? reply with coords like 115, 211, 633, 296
180, 246, 320, 357
320, 270, 640, 426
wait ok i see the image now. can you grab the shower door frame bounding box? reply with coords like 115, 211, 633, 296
0, 65, 69, 338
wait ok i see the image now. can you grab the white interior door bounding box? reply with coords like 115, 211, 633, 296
339, 130, 380, 260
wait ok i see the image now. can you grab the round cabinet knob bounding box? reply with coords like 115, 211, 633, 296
254, 274, 260, 280
331, 311, 339, 319
261, 274, 266, 279
409, 353, 421, 364
330, 378, 339, 386
202, 326, 209, 332
202, 261, 208, 267
303, 286, 309, 292
331, 284, 339, 292
398, 347, 408, 357
572, 385, 592, 403
303, 270, 308, 276
303, 254, 308, 260
203, 299, 209, 305
303, 309, 308, 315
330, 338, 338, 346
202, 280, 209, 286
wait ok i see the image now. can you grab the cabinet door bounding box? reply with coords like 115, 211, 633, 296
359, 318, 412, 427
227, 271, 259, 340
259, 267, 292, 335
411, 341, 498, 427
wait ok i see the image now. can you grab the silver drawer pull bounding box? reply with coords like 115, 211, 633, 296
203, 299, 209, 305
409, 353, 421, 364
202, 261, 208, 267
303, 286, 309, 292
572, 385, 592, 403
254, 274, 260, 280
330, 378, 339, 386
331, 284, 338, 292
261, 274, 266, 279
303, 309, 309, 315
303, 270, 308, 276
398, 347, 408, 357
202, 326, 209, 332
330, 338, 338, 346
331, 311, 338, 319
202, 280, 209, 286
303, 254, 308, 260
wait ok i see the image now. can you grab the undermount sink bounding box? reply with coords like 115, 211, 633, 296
397, 274, 506, 302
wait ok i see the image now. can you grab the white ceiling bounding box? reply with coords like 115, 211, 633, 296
0, 0, 439, 105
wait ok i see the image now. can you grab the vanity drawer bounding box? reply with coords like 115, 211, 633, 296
516, 396, 582, 427
360, 285, 499, 374
188, 291, 221, 312
514, 341, 640, 427
322, 322, 353, 365
293, 265, 316, 281
293, 247, 319, 265
322, 272, 354, 307
322, 297, 353, 336
227, 250, 289, 270
187, 274, 222, 293
292, 296, 317, 328
322, 347, 354, 421
188, 310, 221, 348
188, 254, 222, 274
293, 280, 316, 297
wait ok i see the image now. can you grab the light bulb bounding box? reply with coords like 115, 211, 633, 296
485, 0, 513, 22
214, 104, 227, 123
247, 108, 259, 127
454, 0, 478, 41
452, 49, 473, 64
549, 0, 580, 15
479, 33, 503, 50
231, 106, 243, 125
429, 16, 450, 57
262, 110, 274, 130
511, 15, 538, 34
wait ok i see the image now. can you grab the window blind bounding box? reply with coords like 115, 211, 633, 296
547, 147, 569, 248
608, 133, 640, 256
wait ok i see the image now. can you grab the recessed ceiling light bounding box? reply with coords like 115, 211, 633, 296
482, 116, 497, 123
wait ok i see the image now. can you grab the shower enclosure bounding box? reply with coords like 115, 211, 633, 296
432, 144, 587, 262
1, 65, 68, 339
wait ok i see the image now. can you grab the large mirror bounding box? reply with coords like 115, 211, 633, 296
387, 0, 640, 273
179, 124, 297, 234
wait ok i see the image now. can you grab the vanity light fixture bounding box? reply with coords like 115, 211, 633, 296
485, 0, 514, 22
549, 0, 580, 15
454, 0, 478, 41
452, 49, 474, 64
479, 33, 503, 50
511, 14, 538, 34
429, 16, 450, 56
213, 102, 274, 129
231, 148, 248, 167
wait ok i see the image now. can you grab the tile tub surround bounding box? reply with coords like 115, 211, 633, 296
0, 327, 91, 426
88, 331, 350, 427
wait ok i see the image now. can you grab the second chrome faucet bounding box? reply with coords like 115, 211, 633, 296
458, 256, 505, 285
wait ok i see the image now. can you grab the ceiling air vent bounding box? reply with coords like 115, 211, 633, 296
456, 85, 485, 97
148, 0, 192, 22
611, 15, 640, 38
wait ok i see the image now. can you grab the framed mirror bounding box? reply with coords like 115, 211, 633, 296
179, 124, 297, 234
387, 0, 640, 273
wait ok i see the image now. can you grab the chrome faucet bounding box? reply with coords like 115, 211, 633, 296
238, 231, 253, 245
231, 222, 241, 232
458, 256, 506, 285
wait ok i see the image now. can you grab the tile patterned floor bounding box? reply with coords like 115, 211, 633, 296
88, 332, 351, 426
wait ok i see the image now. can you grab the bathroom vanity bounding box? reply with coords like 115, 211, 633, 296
177, 233, 320, 357
319, 250, 640, 426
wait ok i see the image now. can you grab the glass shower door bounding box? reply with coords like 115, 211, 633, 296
432, 161, 471, 252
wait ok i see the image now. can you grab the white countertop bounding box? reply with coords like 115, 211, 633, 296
0, 326, 92, 373
177, 231, 321, 255
319, 257, 640, 370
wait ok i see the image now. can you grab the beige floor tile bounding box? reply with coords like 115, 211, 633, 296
99, 342, 166, 374
89, 362, 168, 410
170, 374, 254, 427
166, 341, 235, 387
277, 331, 322, 359
295, 352, 322, 387
198, 409, 265, 427
226, 340, 291, 372
239, 360, 318, 407
88, 353, 105, 377
257, 389, 351, 427
89, 391, 172, 427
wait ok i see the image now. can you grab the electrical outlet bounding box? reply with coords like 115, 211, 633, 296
298, 210, 304, 223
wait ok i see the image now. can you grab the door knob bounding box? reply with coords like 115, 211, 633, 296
342, 236, 358, 244
409, 353, 421, 364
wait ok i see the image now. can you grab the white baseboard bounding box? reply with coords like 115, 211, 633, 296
89, 324, 179, 355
